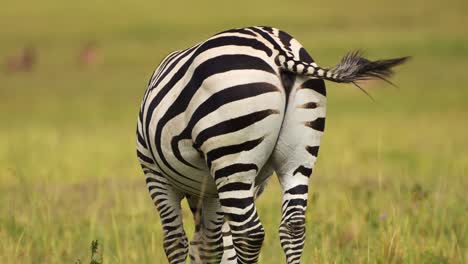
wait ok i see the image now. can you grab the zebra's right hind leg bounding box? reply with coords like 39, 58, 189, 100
144, 171, 189, 264
187, 196, 237, 264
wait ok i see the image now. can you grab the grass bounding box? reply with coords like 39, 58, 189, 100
0, 0, 467, 263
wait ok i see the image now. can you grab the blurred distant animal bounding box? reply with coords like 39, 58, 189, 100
78, 41, 99, 68
5, 46, 36, 73
136, 26, 408, 264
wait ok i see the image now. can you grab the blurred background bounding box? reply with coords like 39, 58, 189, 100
0, 0, 467, 263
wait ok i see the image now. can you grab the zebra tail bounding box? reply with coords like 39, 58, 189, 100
326, 51, 410, 83
278, 51, 410, 84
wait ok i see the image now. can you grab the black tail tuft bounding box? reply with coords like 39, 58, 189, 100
331, 51, 410, 84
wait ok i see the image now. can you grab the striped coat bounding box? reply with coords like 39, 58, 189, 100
136, 26, 407, 264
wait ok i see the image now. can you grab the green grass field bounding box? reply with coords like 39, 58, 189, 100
1, 0, 467, 263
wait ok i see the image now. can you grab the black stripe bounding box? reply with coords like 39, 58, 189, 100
141, 165, 159, 176
220, 197, 253, 209
301, 79, 326, 96
162, 222, 181, 234
216, 27, 259, 37
161, 214, 178, 225
293, 166, 312, 177
218, 182, 252, 193
214, 163, 258, 181
285, 185, 308, 195
137, 150, 154, 164
137, 108, 147, 142
145, 176, 162, 184
278, 30, 293, 53
260, 26, 274, 33
287, 198, 307, 207
280, 71, 296, 106
299, 102, 318, 109
299, 47, 315, 63
305, 145, 320, 157
220, 36, 273, 56
136, 129, 147, 148
304, 117, 325, 132
292, 63, 298, 72
138, 108, 144, 123
194, 109, 279, 149
206, 137, 264, 168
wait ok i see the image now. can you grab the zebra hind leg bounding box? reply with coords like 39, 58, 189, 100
278, 173, 309, 264
215, 171, 265, 264
187, 196, 231, 263
145, 171, 189, 264
186, 196, 203, 263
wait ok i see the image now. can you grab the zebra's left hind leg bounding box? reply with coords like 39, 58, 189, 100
144, 171, 189, 264
187, 196, 237, 264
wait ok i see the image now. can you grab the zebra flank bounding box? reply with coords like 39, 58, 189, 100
136, 26, 407, 263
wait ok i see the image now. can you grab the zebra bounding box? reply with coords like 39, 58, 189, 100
136, 26, 408, 264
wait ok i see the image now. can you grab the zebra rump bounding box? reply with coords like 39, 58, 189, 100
137, 26, 409, 264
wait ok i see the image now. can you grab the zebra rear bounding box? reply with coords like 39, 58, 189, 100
136, 26, 408, 264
